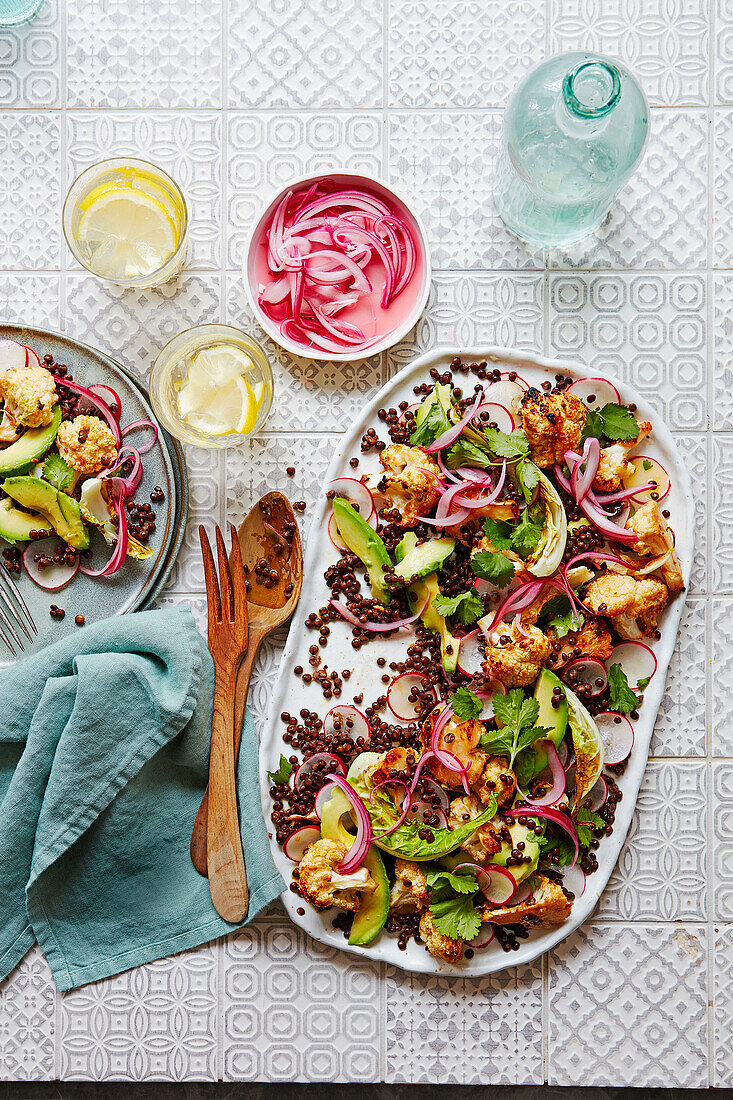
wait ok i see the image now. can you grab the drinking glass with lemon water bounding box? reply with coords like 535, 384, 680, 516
63, 158, 188, 289
149, 325, 273, 448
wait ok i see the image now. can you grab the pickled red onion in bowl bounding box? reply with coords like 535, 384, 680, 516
244, 172, 431, 361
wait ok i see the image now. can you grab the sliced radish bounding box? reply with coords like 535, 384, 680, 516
480, 865, 517, 906
283, 825, 321, 862
623, 456, 670, 504
473, 401, 514, 433
607, 641, 657, 691
595, 712, 634, 765
560, 864, 586, 899
23, 538, 79, 591
556, 739, 570, 768
482, 379, 525, 416
561, 656, 608, 697
414, 776, 450, 813
294, 752, 346, 791
456, 629, 485, 678
500, 370, 530, 390
314, 782, 336, 819
585, 774, 608, 812
567, 377, 621, 406
327, 510, 347, 551
0, 339, 28, 370
506, 880, 534, 907
328, 477, 376, 521
387, 671, 436, 721
398, 401, 421, 424
405, 801, 448, 829
474, 680, 507, 721
22, 344, 42, 369
466, 924, 494, 949
323, 704, 370, 742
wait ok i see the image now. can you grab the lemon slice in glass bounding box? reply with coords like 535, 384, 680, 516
77, 186, 178, 279
177, 347, 259, 438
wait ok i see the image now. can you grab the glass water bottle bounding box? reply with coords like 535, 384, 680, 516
494, 53, 649, 249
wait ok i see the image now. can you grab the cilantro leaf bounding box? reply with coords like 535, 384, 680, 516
637, 674, 651, 691
409, 400, 451, 447
470, 549, 515, 588
449, 686, 482, 721
482, 426, 531, 460
642, 459, 653, 472
426, 869, 479, 896
607, 663, 638, 715
540, 829, 576, 867
446, 438, 494, 469
581, 402, 638, 444
480, 689, 552, 766
42, 452, 75, 492
516, 457, 540, 505
575, 808, 606, 848
581, 407, 605, 444
540, 594, 584, 639
482, 516, 513, 551
267, 754, 293, 785
511, 507, 544, 556
429, 894, 482, 941
433, 589, 485, 626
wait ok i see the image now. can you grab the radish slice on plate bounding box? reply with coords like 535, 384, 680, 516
623, 456, 671, 503
500, 370, 530, 390
283, 825, 321, 862
474, 680, 506, 721
294, 752, 346, 790
607, 641, 657, 690
328, 477, 376, 520
560, 863, 586, 898
561, 656, 608, 696
314, 782, 336, 819
457, 629, 485, 677
507, 879, 534, 907
323, 704, 370, 742
23, 538, 79, 590
482, 379, 526, 415
466, 924, 495, 949
567, 377, 621, 406
595, 711, 634, 764
480, 865, 517, 906
405, 801, 448, 829
387, 671, 436, 721
473, 401, 514, 433
327, 510, 347, 550
0, 339, 28, 370
585, 774, 608, 812
414, 776, 450, 813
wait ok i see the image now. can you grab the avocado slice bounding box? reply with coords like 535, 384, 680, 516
3, 476, 89, 550
0, 497, 52, 544
320, 785, 390, 946
394, 530, 417, 564
407, 572, 460, 673
413, 382, 453, 431
484, 821, 541, 886
527, 667, 569, 778
0, 405, 61, 478
393, 534, 455, 584
332, 497, 391, 604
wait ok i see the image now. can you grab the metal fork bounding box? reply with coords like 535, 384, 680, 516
199, 523, 249, 924
0, 564, 36, 656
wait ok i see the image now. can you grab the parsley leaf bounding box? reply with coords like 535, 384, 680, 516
446, 438, 494, 469
471, 549, 515, 588
511, 507, 544, 555
42, 452, 75, 492
409, 400, 451, 447
449, 686, 482, 721
607, 663, 638, 715
479, 689, 553, 766
575, 808, 606, 848
482, 426, 531, 459
267, 754, 293, 785
426, 869, 479, 896
581, 402, 639, 444
637, 674, 651, 691
429, 894, 482, 941
516, 457, 540, 505
433, 589, 485, 626
482, 516, 513, 551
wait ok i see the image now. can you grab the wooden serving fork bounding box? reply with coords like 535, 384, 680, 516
199, 524, 249, 923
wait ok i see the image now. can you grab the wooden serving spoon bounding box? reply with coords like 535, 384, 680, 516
191, 492, 303, 877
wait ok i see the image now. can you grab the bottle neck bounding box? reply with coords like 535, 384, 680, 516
562, 59, 621, 121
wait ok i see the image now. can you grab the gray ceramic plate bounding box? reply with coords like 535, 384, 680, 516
0, 325, 188, 660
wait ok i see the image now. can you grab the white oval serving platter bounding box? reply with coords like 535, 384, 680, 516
260, 346, 694, 976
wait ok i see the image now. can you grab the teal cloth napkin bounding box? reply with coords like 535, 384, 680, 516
0, 606, 284, 992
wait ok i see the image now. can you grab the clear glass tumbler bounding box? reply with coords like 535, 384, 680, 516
0, 0, 43, 25
494, 53, 649, 249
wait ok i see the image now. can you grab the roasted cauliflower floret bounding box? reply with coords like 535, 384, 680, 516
547, 615, 614, 670
519, 387, 587, 468
583, 572, 669, 640
422, 716, 487, 789
56, 415, 118, 476
625, 501, 685, 593
298, 838, 376, 912
371, 747, 417, 788
0, 363, 58, 439
473, 755, 516, 807
389, 859, 429, 914
448, 795, 502, 861
419, 910, 464, 963
483, 621, 552, 687
593, 420, 652, 492
376, 444, 441, 526
482, 874, 571, 927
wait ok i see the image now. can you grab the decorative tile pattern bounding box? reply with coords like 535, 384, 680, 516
167, 444, 224, 593
0, 947, 55, 1081
385, 963, 543, 1084
67, 113, 222, 268
548, 110, 708, 270
66, 0, 222, 108
713, 114, 733, 272
713, 762, 733, 919
548, 923, 708, 1086
228, 0, 383, 110
389, 112, 544, 270
549, 272, 708, 430
716, 0, 733, 102
652, 596, 707, 755
0, 0, 61, 107
673, 432, 708, 594
226, 113, 383, 268
0, 274, 60, 330
221, 911, 382, 1082
550, 0, 710, 105
596, 760, 707, 919
58, 948, 218, 1081
0, 113, 60, 269
713, 273, 733, 429
389, 0, 545, 108
712, 598, 733, 756
713, 925, 733, 1087
711, 435, 733, 592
